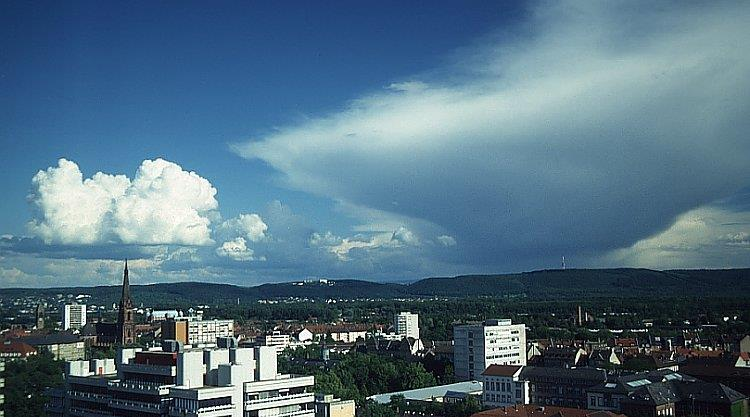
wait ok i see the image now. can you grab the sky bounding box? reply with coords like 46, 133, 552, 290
1, 1, 749, 288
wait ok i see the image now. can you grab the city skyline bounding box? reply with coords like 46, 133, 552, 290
2, 1, 749, 288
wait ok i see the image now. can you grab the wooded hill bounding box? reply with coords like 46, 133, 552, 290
2, 268, 748, 305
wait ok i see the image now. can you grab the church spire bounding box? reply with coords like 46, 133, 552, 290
120, 259, 132, 309
118, 259, 135, 345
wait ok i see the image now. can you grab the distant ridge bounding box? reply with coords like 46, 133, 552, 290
1, 268, 748, 304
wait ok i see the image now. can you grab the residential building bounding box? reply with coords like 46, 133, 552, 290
297, 328, 314, 343
63, 304, 87, 331
149, 310, 180, 322
21, 332, 85, 361
471, 404, 625, 417
589, 369, 748, 417
674, 382, 748, 417
304, 324, 369, 343
161, 316, 235, 345
680, 358, 750, 396
259, 331, 292, 353
0, 340, 37, 359
314, 394, 355, 417
454, 319, 526, 381
481, 364, 528, 407
588, 348, 621, 368
519, 366, 606, 408
48, 341, 316, 417
395, 312, 420, 340
620, 383, 680, 417
541, 347, 587, 368
587, 370, 697, 413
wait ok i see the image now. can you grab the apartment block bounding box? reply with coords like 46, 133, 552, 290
161, 317, 234, 345
481, 364, 528, 408
49, 339, 315, 417
394, 312, 420, 340
63, 304, 87, 331
454, 319, 526, 380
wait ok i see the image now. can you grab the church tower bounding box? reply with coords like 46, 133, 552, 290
35, 302, 45, 330
117, 260, 136, 345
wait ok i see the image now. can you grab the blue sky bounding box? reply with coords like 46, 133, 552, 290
2, 1, 749, 287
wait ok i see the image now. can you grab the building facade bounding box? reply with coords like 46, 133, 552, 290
520, 366, 607, 409
481, 364, 528, 408
314, 394, 355, 417
454, 319, 526, 380
161, 316, 235, 345
63, 304, 87, 331
394, 312, 420, 340
47, 341, 316, 417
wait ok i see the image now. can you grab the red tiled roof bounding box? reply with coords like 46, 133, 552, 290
0, 340, 37, 356
482, 364, 522, 377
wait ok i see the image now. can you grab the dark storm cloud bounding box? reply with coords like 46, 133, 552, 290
235, 1, 750, 269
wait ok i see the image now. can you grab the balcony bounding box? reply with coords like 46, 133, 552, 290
109, 398, 167, 412
119, 362, 177, 376
68, 390, 111, 403
245, 392, 315, 411
170, 403, 236, 417
249, 409, 314, 417
110, 380, 174, 395
68, 406, 114, 417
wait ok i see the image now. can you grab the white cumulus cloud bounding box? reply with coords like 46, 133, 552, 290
311, 226, 420, 260
219, 213, 268, 242
215, 237, 255, 261
28, 158, 218, 246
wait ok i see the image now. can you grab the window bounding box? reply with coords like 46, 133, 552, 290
590, 397, 596, 406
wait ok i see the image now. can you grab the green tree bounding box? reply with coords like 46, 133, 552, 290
5, 352, 65, 417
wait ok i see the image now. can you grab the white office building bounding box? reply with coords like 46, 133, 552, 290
394, 312, 420, 340
453, 319, 526, 381
63, 304, 87, 330
260, 331, 292, 354
50, 338, 315, 417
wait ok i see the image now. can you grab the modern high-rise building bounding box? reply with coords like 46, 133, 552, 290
161, 316, 235, 345
47, 340, 316, 417
453, 319, 526, 381
62, 304, 86, 330
394, 312, 419, 340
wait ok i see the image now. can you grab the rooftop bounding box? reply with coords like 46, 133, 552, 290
368, 381, 483, 404
472, 404, 625, 417
483, 365, 522, 377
